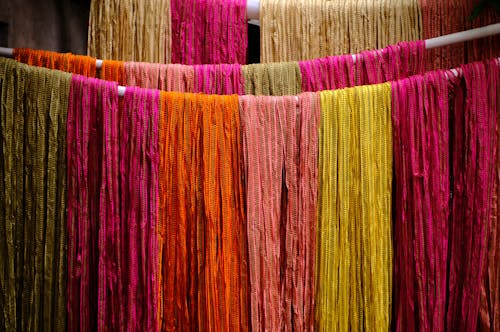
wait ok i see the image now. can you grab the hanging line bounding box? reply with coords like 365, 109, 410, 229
1, 22, 500, 96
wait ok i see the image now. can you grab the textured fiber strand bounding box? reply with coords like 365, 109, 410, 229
125, 62, 196, 91
67, 75, 118, 332
171, 0, 247, 64
158, 92, 200, 331
391, 71, 450, 332
446, 60, 498, 332
260, 0, 422, 62
14, 48, 97, 77
88, 0, 171, 63
160, 64, 195, 91
299, 40, 425, 91
159, 92, 248, 331
299, 54, 357, 91
478, 60, 500, 332
243, 62, 302, 96
317, 83, 393, 331
239, 93, 319, 331
124, 62, 244, 94
357, 40, 426, 84
114, 86, 159, 331
68, 77, 159, 332
100, 60, 125, 85
0, 57, 70, 332
193, 64, 244, 94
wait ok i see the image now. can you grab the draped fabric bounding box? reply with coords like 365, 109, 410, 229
446, 60, 497, 332
419, 0, 500, 70
0, 57, 71, 331
239, 93, 319, 331
317, 83, 393, 332
242, 62, 302, 96
13, 48, 97, 77
67, 76, 159, 331
300, 41, 426, 91
158, 92, 248, 331
88, 0, 171, 63
171, 0, 247, 64
391, 71, 450, 332
259, 0, 422, 62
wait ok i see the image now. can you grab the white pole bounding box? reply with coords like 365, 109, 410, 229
118, 86, 126, 97
247, 0, 259, 20
0, 47, 13, 57
425, 22, 500, 49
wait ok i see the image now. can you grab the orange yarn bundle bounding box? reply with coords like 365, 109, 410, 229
14, 48, 97, 77
158, 92, 248, 331
99, 60, 126, 85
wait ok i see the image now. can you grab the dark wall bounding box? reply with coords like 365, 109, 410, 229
0, 0, 90, 54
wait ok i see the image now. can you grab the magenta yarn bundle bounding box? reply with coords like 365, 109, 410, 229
447, 60, 497, 332
171, 0, 247, 64
67, 75, 119, 331
299, 54, 357, 91
391, 60, 498, 332
299, 41, 426, 91
67, 76, 159, 331
117, 87, 160, 331
391, 71, 450, 332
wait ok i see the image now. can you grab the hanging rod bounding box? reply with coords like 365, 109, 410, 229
1, 22, 499, 69
0, 23, 499, 96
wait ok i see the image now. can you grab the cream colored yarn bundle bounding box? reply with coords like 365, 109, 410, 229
260, 0, 422, 62
88, 0, 171, 63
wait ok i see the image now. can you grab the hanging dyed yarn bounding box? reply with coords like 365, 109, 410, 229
67, 76, 159, 331
88, 0, 171, 63
242, 62, 303, 95
478, 61, 500, 332
446, 60, 497, 332
14, 40, 425, 97
67, 76, 118, 332
0, 57, 71, 332
239, 92, 319, 331
391, 71, 450, 332
13, 48, 96, 77
259, 0, 422, 62
170, 0, 247, 64
158, 92, 249, 331
316, 83, 393, 332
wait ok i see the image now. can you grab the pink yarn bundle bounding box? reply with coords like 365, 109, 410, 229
171, 0, 247, 64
